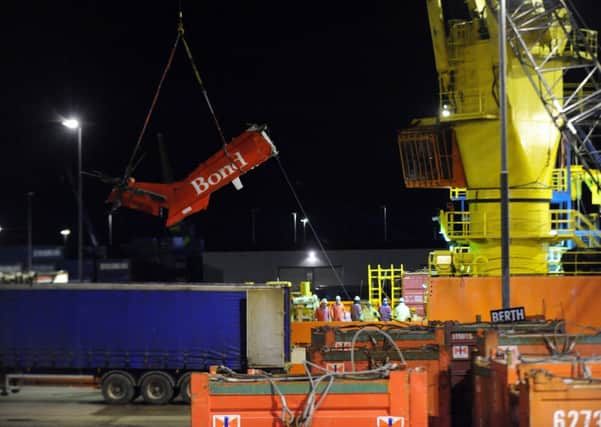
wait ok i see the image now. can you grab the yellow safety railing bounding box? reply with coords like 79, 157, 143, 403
441, 210, 473, 240
447, 19, 475, 49
569, 29, 598, 60
428, 244, 601, 276
428, 247, 488, 277
367, 264, 404, 308
450, 187, 467, 200
570, 165, 601, 205
552, 168, 568, 192
441, 209, 601, 245
439, 88, 491, 118
550, 209, 601, 248
428, 251, 452, 276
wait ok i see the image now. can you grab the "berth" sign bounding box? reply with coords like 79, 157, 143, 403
490, 306, 526, 323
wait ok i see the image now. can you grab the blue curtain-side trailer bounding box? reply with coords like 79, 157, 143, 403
0, 283, 290, 404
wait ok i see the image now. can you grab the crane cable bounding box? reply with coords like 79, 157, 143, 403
275, 155, 351, 300
177, 12, 239, 166
123, 32, 180, 182
123, 5, 238, 182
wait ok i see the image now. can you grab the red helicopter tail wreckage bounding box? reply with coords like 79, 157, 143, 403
107, 125, 277, 227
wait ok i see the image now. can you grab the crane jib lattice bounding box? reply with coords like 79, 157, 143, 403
487, 0, 601, 190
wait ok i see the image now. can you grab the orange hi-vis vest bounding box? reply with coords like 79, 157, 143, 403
315, 306, 330, 321
331, 303, 345, 321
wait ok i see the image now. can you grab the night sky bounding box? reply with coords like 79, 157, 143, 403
4, 1, 598, 252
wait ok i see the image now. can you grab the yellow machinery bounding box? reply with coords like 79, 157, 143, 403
397, 1, 601, 326
289, 281, 319, 321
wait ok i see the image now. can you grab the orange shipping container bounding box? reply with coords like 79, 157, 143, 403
519, 370, 601, 427
309, 325, 450, 427
191, 369, 428, 427
472, 358, 601, 427
483, 328, 601, 385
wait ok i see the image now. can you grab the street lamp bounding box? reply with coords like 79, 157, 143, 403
291, 212, 297, 244
60, 228, 71, 244
300, 217, 308, 243
62, 118, 83, 282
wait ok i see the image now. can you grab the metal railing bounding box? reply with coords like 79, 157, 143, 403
442, 208, 600, 245
434, 207, 601, 275
439, 87, 491, 117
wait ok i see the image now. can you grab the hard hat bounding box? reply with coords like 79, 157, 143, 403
320, 298, 327, 304
399, 297, 404, 303
354, 296, 360, 302
383, 297, 388, 303
335, 295, 341, 302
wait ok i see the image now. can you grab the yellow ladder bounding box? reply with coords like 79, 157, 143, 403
367, 264, 404, 308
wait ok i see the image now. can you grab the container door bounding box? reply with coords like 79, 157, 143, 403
246, 287, 285, 368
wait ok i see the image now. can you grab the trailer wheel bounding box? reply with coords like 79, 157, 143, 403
178, 374, 191, 404
140, 373, 174, 405
101, 372, 135, 405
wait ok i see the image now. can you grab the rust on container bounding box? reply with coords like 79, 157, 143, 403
471, 359, 512, 427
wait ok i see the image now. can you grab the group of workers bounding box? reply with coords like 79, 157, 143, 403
314, 295, 420, 322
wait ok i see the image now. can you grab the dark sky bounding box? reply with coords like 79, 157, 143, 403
4, 1, 597, 252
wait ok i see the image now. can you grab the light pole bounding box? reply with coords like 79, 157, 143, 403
62, 118, 83, 282
381, 205, 388, 242
26, 192, 34, 272
291, 212, 297, 245
251, 208, 258, 245
108, 213, 113, 247
301, 217, 308, 243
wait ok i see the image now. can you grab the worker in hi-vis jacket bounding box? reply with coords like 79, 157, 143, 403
379, 297, 392, 321
331, 295, 345, 321
394, 297, 411, 322
351, 296, 362, 321
314, 298, 331, 321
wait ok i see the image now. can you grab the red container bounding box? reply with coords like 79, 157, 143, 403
403, 273, 429, 317
471, 359, 512, 427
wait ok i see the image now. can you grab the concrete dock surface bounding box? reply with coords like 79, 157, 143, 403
0, 386, 189, 427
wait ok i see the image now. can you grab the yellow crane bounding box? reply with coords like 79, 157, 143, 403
398, 0, 601, 328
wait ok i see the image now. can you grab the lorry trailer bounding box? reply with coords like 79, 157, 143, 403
0, 283, 290, 404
